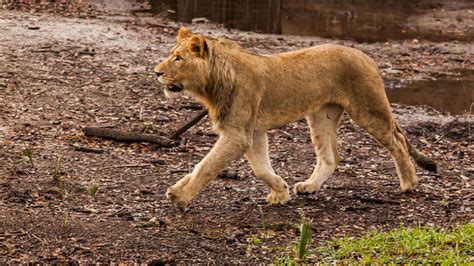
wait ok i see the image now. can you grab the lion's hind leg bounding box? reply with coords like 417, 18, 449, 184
346, 105, 418, 192
245, 131, 290, 204
294, 104, 343, 194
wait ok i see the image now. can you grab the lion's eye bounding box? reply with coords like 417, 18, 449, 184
174, 55, 182, 62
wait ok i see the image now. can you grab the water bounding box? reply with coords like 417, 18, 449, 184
387, 70, 473, 115
148, 0, 473, 42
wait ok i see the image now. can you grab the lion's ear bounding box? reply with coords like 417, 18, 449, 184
188, 35, 207, 57
177, 27, 192, 42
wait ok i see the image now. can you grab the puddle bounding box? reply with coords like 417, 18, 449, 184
147, 0, 473, 42
386, 70, 474, 115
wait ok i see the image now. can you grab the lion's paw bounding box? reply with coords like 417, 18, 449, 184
166, 176, 193, 208
399, 177, 418, 193
293, 181, 320, 195
166, 186, 191, 209
267, 189, 290, 205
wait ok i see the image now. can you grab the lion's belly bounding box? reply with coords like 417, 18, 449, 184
256, 112, 307, 130
255, 89, 329, 130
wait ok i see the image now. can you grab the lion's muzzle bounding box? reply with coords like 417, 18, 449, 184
155, 73, 184, 93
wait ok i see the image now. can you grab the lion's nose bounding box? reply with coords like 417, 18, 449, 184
155, 71, 164, 77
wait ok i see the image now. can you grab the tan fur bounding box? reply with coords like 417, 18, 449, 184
154, 28, 436, 208
177, 27, 192, 42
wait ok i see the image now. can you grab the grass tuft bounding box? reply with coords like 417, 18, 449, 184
275, 214, 313, 265
22, 144, 34, 168
62, 212, 68, 229
297, 215, 313, 262
53, 154, 63, 184
51, 154, 67, 192
87, 184, 99, 197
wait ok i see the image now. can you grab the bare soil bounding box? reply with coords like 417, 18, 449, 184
0, 3, 473, 264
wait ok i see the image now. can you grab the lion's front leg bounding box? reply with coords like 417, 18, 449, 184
245, 131, 289, 205
166, 133, 250, 208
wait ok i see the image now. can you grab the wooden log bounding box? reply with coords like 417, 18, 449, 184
83, 109, 208, 145
83, 127, 175, 147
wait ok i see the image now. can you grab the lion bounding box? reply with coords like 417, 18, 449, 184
154, 27, 437, 208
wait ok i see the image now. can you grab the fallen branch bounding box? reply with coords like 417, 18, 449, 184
169, 109, 208, 140
83, 127, 174, 147
83, 109, 208, 145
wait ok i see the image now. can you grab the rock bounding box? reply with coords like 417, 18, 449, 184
218, 170, 241, 180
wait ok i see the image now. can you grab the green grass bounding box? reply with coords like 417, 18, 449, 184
296, 215, 313, 262
316, 223, 473, 265
275, 215, 313, 265
87, 184, 99, 197
22, 144, 34, 168
275, 223, 473, 265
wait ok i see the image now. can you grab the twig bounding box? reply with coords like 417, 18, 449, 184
72, 145, 105, 154
20, 229, 47, 244
101, 164, 153, 170
168, 109, 208, 140
32, 49, 60, 53
170, 169, 191, 174
469, 102, 473, 145
179, 104, 204, 110
353, 195, 400, 205
71, 244, 93, 254
78, 51, 95, 56
434, 133, 446, 144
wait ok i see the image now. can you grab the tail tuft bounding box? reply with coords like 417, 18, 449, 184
395, 124, 437, 173
410, 149, 437, 173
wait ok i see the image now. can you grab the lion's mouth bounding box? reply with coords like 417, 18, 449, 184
158, 76, 184, 93
167, 83, 184, 92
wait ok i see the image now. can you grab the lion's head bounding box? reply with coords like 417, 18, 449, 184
154, 28, 240, 128
154, 27, 210, 98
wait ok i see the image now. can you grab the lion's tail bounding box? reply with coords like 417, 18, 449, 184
395, 123, 437, 173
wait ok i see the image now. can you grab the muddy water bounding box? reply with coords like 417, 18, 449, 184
149, 0, 473, 42
386, 70, 474, 115
279, 0, 473, 42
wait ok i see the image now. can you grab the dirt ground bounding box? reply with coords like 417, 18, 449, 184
0, 2, 473, 264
